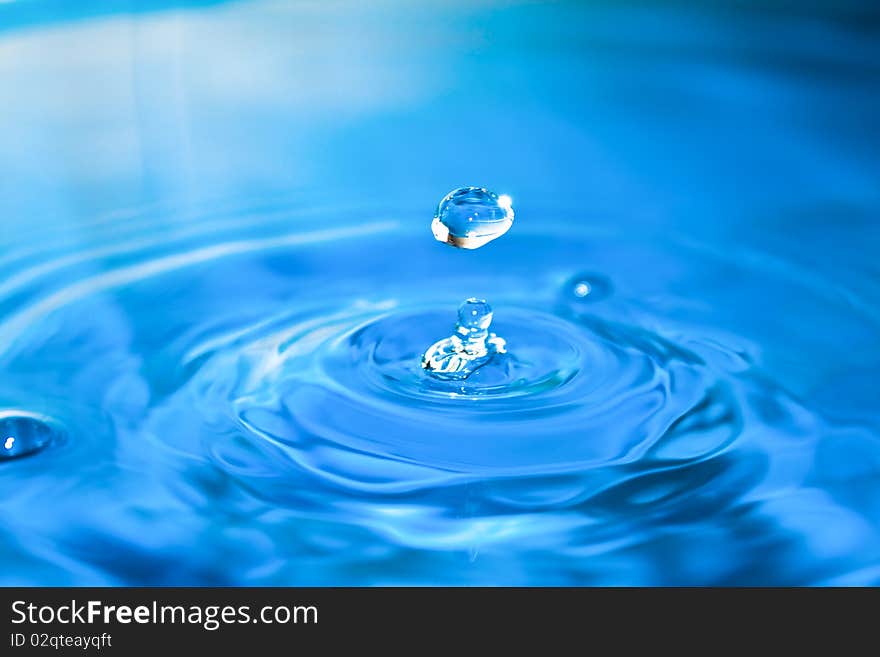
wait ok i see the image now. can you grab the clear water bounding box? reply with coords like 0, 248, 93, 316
1, 0, 879, 585
432, 187, 514, 249
421, 298, 507, 381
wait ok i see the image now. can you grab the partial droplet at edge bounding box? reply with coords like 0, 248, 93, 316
0, 410, 62, 461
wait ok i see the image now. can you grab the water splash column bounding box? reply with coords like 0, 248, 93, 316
421, 187, 514, 380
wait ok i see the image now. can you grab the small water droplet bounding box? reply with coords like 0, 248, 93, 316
0, 412, 58, 461
457, 298, 493, 331
566, 273, 612, 303
431, 187, 514, 249
421, 298, 507, 380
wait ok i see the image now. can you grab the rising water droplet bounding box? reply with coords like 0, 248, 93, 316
421, 298, 507, 380
431, 187, 514, 249
0, 412, 58, 461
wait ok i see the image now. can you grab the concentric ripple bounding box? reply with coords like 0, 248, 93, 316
184, 297, 737, 499
0, 200, 877, 584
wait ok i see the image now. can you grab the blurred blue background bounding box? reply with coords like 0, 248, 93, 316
3, 1, 877, 242
0, 1, 878, 585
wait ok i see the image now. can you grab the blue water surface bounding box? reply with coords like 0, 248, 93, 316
0, 0, 879, 585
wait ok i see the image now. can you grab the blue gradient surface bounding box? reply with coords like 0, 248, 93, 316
0, 0, 878, 585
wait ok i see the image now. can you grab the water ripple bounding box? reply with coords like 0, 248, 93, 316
0, 205, 875, 584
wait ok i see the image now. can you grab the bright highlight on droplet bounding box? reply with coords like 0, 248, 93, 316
573, 282, 591, 297
431, 187, 514, 249
565, 273, 613, 304
421, 298, 507, 380
0, 413, 58, 461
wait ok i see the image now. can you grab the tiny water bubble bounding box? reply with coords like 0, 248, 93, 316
566, 272, 612, 303
431, 187, 514, 250
0, 412, 58, 461
421, 298, 507, 380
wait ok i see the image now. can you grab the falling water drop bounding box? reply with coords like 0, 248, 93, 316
0, 412, 58, 461
421, 298, 507, 380
431, 187, 514, 249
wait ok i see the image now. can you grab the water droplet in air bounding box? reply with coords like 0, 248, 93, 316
431, 187, 514, 249
0, 412, 58, 461
421, 298, 507, 380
